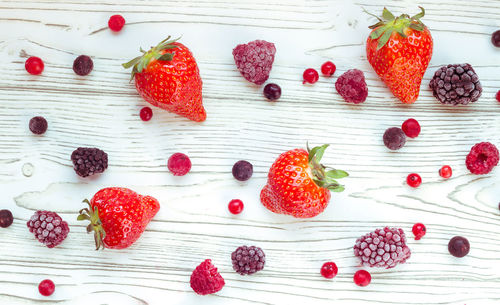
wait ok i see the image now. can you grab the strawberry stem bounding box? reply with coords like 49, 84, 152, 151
306, 143, 348, 192
77, 199, 106, 250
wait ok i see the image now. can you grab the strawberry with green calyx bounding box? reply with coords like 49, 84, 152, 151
78, 187, 160, 250
260, 144, 348, 218
365, 7, 433, 104
123, 36, 206, 122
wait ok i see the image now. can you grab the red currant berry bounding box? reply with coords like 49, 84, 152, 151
25, 57, 44, 75
496, 90, 500, 103
353, 270, 371, 287
439, 165, 452, 179
140, 107, 153, 121
320, 262, 338, 279
38, 279, 55, 296
228, 199, 244, 214
412, 223, 426, 240
167, 153, 191, 176
407, 173, 422, 188
302, 68, 319, 84
321, 61, 336, 77
108, 14, 125, 32
402, 118, 421, 138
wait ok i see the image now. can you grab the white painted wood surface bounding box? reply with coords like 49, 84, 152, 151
0, 0, 499, 304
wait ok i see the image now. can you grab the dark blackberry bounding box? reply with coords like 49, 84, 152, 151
71, 147, 108, 178
448, 236, 470, 258
29, 116, 48, 135
232, 160, 253, 181
383, 127, 406, 150
27, 210, 69, 248
231, 245, 265, 275
429, 63, 482, 105
0, 209, 13, 228
73, 55, 93, 76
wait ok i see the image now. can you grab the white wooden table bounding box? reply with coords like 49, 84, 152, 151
0, 1, 499, 304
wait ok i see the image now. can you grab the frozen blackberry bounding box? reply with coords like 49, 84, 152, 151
335, 69, 368, 104
0, 209, 13, 228
231, 245, 265, 275
429, 63, 482, 105
29, 116, 48, 135
383, 127, 406, 150
353, 227, 411, 268
232, 160, 253, 181
448, 236, 470, 258
27, 210, 69, 248
71, 147, 108, 178
73, 55, 93, 76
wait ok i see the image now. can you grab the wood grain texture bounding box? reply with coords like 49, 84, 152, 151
0, 0, 499, 304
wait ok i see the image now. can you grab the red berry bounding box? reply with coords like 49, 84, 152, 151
321, 61, 336, 77
108, 14, 125, 32
228, 199, 244, 214
320, 262, 338, 279
25, 56, 44, 75
167, 153, 191, 176
353, 270, 371, 287
402, 118, 421, 138
302, 68, 319, 84
38, 279, 55, 296
412, 223, 426, 240
439, 165, 452, 178
406, 173, 422, 188
496, 90, 500, 103
139, 107, 153, 121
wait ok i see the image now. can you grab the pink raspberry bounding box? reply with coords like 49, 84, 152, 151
465, 142, 499, 175
232, 40, 276, 85
335, 69, 368, 104
190, 259, 225, 295
27, 210, 69, 248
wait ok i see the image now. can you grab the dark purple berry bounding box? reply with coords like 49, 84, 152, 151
383, 127, 406, 150
232, 160, 253, 181
263, 83, 281, 101
492, 30, 500, 48
0, 209, 13, 228
429, 63, 482, 105
29, 116, 48, 135
231, 245, 265, 275
448, 236, 470, 258
73, 55, 93, 76
71, 147, 108, 177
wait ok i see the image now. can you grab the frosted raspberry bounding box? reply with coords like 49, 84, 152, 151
27, 210, 69, 248
465, 142, 499, 175
335, 69, 368, 104
190, 259, 225, 295
232, 40, 276, 85
353, 227, 411, 268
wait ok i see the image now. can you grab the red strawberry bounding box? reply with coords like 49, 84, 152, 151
78, 187, 160, 249
366, 7, 433, 104
260, 144, 348, 218
123, 37, 206, 122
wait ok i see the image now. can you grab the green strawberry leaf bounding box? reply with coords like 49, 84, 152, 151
77, 214, 90, 221
157, 53, 174, 61
409, 22, 424, 31
326, 169, 349, 179
382, 7, 395, 21
411, 6, 425, 20
308, 144, 329, 163
330, 185, 345, 192
370, 25, 388, 39
377, 28, 393, 50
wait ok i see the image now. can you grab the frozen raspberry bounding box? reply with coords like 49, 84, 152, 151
232, 160, 253, 181
465, 142, 499, 175
168, 152, 191, 176
228, 199, 244, 214
383, 127, 406, 150
321, 61, 336, 77
73, 55, 93, 76
263, 83, 281, 101
335, 69, 368, 104
429, 64, 482, 105
232, 40, 276, 85
448, 236, 470, 258
402, 118, 420, 138
320, 262, 338, 279
492, 30, 500, 48
353, 227, 411, 268
29, 116, 48, 135
0, 209, 13, 228
353, 270, 371, 286
108, 14, 125, 32
71, 147, 108, 178
231, 245, 265, 275
27, 210, 69, 248
38, 279, 55, 296
190, 259, 225, 295
302, 68, 319, 84
25, 56, 44, 75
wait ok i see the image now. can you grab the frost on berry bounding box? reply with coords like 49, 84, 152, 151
231, 245, 265, 275
465, 142, 499, 175
335, 69, 368, 104
27, 211, 69, 248
232, 40, 276, 85
429, 63, 482, 105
